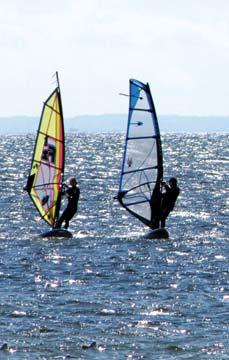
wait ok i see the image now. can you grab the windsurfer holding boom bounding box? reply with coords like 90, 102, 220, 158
150, 177, 180, 229
150, 184, 162, 229
160, 177, 180, 228
55, 177, 80, 229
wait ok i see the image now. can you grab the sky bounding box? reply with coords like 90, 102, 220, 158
1, 0, 229, 118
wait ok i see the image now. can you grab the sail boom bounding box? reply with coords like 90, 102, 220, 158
33, 182, 61, 189
123, 199, 148, 207
123, 165, 158, 175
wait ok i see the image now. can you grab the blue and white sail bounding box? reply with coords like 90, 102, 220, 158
118, 79, 163, 228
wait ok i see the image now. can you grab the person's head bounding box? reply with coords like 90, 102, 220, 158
169, 177, 177, 188
69, 177, 77, 186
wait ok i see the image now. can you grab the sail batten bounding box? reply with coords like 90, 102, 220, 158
26, 73, 65, 227
124, 199, 149, 206
129, 108, 152, 112
118, 79, 163, 228
38, 130, 64, 142
33, 182, 61, 188
45, 103, 61, 114
127, 136, 158, 140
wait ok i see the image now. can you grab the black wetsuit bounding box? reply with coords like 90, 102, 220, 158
150, 186, 162, 229
57, 185, 80, 229
160, 184, 180, 228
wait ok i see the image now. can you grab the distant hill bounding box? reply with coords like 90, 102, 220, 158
0, 114, 228, 133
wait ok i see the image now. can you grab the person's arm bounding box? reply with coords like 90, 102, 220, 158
161, 181, 170, 192
61, 183, 68, 195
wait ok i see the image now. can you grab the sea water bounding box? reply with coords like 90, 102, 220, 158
0, 132, 228, 359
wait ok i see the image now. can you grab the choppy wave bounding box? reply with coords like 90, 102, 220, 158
0, 132, 228, 358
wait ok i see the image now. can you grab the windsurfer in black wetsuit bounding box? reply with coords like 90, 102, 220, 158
160, 177, 180, 228
56, 177, 80, 229
150, 178, 180, 230
150, 184, 162, 229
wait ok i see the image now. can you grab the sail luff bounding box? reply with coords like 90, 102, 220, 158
145, 82, 163, 184
119, 81, 133, 193
54, 73, 65, 224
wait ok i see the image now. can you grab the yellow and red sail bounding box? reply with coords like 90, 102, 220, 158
26, 78, 64, 226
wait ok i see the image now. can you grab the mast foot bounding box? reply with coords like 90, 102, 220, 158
40, 228, 73, 238
144, 228, 169, 239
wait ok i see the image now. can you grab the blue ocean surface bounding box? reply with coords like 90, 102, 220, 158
0, 132, 228, 359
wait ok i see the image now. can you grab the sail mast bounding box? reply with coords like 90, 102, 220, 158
53, 71, 65, 225
146, 82, 163, 185
55, 71, 65, 159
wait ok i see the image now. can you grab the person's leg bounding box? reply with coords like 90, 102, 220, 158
151, 217, 160, 229
63, 208, 77, 229
160, 217, 166, 228
160, 208, 170, 228
55, 210, 67, 228
150, 189, 162, 230
64, 219, 69, 229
